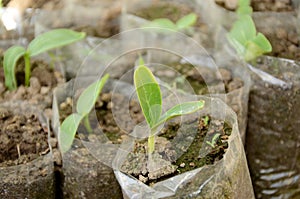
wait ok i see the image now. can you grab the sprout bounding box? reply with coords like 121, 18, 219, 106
134, 57, 205, 154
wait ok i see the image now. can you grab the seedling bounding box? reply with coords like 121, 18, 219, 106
59, 74, 109, 153
3, 28, 86, 90
227, 0, 272, 61
134, 57, 205, 154
206, 133, 221, 148
143, 13, 197, 33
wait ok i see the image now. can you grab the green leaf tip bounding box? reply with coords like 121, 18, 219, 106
3, 46, 26, 90
176, 13, 197, 30
77, 73, 110, 116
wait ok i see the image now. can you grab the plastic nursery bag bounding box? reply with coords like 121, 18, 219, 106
52, 79, 124, 199
112, 94, 254, 198
0, 101, 55, 199
246, 56, 300, 198
121, 0, 218, 51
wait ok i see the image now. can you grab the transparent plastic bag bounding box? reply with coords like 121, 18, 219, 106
52, 79, 123, 199
246, 56, 300, 198
112, 95, 254, 198
0, 101, 55, 199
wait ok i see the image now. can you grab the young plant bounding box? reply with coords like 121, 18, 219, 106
143, 13, 197, 33
134, 57, 205, 154
3, 28, 86, 90
59, 74, 109, 153
206, 133, 221, 148
227, 0, 272, 61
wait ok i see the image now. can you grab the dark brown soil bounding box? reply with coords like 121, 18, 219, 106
121, 115, 232, 185
0, 109, 49, 167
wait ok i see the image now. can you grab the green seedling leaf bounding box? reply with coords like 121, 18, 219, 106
237, 5, 253, 15
206, 133, 221, 148
134, 64, 162, 128
252, 33, 272, 52
76, 74, 109, 116
238, 0, 251, 7
60, 113, 83, 153
28, 29, 86, 57
143, 18, 177, 31
154, 101, 205, 129
3, 46, 26, 90
176, 13, 197, 30
228, 15, 256, 45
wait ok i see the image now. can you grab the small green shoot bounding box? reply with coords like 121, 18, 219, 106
206, 133, 221, 148
143, 13, 197, 32
3, 29, 86, 90
202, 116, 209, 126
59, 74, 109, 153
227, 0, 272, 61
134, 57, 205, 154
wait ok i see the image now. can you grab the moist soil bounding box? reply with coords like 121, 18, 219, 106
0, 108, 56, 199
121, 115, 232, 185
0, 109, 49, 167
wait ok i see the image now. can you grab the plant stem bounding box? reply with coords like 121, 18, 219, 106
84, 115, 93, 133
24, 53, 31, 87
148, 128, 156, 154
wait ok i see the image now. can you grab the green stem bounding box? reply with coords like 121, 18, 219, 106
24, 53, 31, 87
148, 128, 156, 154
84, 115, 93, 133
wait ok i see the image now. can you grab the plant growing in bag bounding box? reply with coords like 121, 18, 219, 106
227, 0, 272, 61
134, 57, 204, 155
142, 13, 197, 33
59, 74, 109, 153
3, 28, 86, 90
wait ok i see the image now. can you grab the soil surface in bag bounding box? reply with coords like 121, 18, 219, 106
121, 115, 232, 185
0, 110, 49, 166
131, 1, 209, 34
246, 57, 300, 198
60, 90, 231, 185
0, 57, 64, 113
0, 108, 55, 199
215, 0, 295, 11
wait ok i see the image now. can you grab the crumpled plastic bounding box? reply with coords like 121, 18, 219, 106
112, 95, 254, 198
0, 101, 55, 199
246, 56, 300, 198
